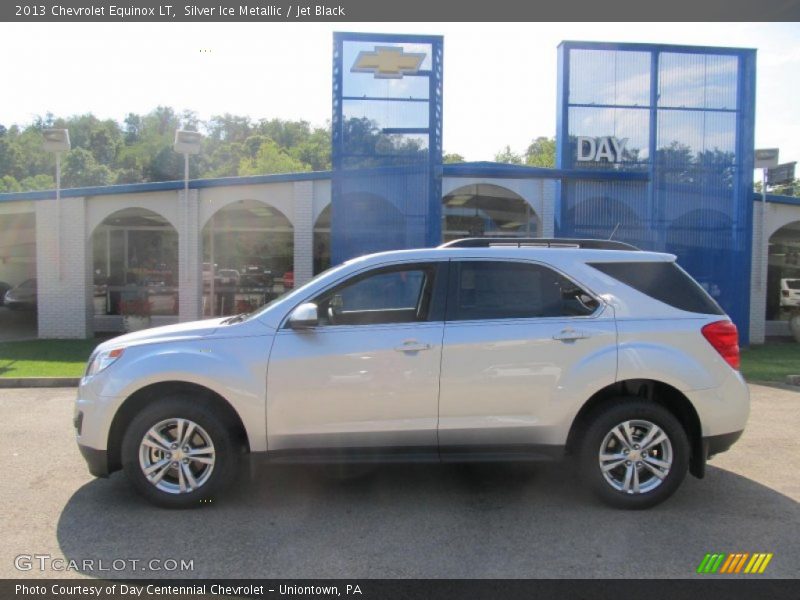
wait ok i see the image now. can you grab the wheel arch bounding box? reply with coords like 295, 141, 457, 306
565, 379, 705, 478
106, 381, 250, 474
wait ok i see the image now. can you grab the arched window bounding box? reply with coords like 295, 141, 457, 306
442, 184, 539, 242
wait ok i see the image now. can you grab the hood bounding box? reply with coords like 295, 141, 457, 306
101, 316, 233, 349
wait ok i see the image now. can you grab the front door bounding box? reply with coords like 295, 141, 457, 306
266, 261, 447, 456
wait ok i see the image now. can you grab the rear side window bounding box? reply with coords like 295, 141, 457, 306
448, 261, 599, 321
589, 261, 724, 315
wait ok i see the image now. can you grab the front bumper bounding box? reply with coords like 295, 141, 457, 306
79, 444, 110, 478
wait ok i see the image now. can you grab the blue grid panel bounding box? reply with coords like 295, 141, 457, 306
557, 42, 756, 343
332, 32, 443, 264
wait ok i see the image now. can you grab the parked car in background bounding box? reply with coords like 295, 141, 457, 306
779, 278, 800, 308
202, 263, 217, 285
217, 269, 240, 286
0, 281, 11, 305
4, 278, 37, 310
75, 239, 749, 510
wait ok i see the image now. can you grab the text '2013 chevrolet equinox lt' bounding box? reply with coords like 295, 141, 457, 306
75, 238, 749, 509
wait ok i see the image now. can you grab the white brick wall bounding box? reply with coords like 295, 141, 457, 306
541, 180, 557, 237
293, 181, 314, 287
177, 189, 202, 322
36, 196, 93, 338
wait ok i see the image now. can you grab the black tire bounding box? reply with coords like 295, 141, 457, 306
578, 398, 690, 510
121, 396, 240, 509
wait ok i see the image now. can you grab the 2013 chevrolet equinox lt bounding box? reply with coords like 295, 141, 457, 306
75, 238, 749, 509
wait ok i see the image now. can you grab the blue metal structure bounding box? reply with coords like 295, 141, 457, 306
331, 32, 444, 264
556, 41, 756, 343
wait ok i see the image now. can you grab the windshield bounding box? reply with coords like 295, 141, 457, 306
786, 280, 800, 290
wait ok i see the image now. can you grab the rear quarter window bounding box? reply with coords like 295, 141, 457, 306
588, 261, 725, 315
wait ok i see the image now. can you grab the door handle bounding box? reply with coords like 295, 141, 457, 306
553, 329, 590, 342
394, 340, 431, 352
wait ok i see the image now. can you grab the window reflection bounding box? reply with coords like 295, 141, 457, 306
658, 53, 738, 110
442, 184, 539, 241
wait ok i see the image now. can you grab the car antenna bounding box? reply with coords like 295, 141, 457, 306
608, 223, 621, 241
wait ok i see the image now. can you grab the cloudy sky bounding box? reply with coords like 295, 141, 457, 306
2, 21, 798, 164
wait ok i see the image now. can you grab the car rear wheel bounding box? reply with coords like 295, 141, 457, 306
121, 397, 239, 508
578, 399, 689, 509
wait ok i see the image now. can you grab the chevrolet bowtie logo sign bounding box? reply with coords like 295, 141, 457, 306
351, 46, 425, 79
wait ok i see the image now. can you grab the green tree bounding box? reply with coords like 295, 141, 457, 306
443, 152, 465, 164
0, 175, 21, 193
62, 147, 113, 187
238, 138, 309, 175
494, 145, 523, 165
19, 174, 54, 190
524, 136, 556, 167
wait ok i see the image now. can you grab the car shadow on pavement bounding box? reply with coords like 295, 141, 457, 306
56, 462, 799, 579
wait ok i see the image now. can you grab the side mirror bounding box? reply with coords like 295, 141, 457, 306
288, 302, 319, 329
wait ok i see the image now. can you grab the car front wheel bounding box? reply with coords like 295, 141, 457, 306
121, 397, 239, 508
579, 399, 690, 509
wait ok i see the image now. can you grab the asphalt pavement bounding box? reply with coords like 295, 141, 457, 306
0, 384, 797, 579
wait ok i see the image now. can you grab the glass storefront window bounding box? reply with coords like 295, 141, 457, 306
442, 184, 539, 242
313, 205, 331, 275
202, 199, 293, 317
91, 208, 179, 316
767, 221, 800, 322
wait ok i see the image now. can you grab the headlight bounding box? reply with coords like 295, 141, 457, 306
85, 347, 125, 378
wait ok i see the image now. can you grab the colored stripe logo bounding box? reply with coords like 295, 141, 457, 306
696, 552, 773, 574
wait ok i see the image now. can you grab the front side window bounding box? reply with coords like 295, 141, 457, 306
448, 261, 598, 321
313, 264, 436, 326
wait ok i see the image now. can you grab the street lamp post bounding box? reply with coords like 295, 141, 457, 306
42, 129, 71, 280
173, 130, 204, 314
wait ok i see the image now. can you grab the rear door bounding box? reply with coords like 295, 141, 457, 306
438, 259, 617, 456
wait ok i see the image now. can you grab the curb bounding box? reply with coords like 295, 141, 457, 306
0, 377, 80, 388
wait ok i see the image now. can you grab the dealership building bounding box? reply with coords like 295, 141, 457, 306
1, 35, 799, 344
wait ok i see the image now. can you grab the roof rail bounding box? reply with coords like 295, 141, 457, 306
439, 237, 640, 251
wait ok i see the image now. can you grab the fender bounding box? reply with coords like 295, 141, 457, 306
95, 336, 272, 452
617, 342, 717, 393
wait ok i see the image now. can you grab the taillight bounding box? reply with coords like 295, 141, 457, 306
782, 290, 790, 297
701, 320, 740, 370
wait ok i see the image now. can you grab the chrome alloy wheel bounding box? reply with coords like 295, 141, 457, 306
598, 419, 673, 495
138, 418, 215, 494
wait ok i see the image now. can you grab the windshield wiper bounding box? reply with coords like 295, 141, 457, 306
221, 312, 249, 324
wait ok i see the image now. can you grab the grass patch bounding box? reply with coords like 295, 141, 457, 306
740, 342, 800, 383
0, 338, 108, 378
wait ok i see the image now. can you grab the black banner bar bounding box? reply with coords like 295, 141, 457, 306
3, 579, 799, 600
1, 0, 800, 22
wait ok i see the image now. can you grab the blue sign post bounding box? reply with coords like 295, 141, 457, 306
331, 32, 443, 264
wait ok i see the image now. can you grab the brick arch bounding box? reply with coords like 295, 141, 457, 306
87, 202, 178, 237
200, 197, 293, 230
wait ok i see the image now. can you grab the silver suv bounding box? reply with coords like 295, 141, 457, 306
75, 239, 749, 509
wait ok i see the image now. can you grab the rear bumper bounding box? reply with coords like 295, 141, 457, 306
704, 429, 744, 458
691, 429, 743, 479
79, 444, 110, 478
